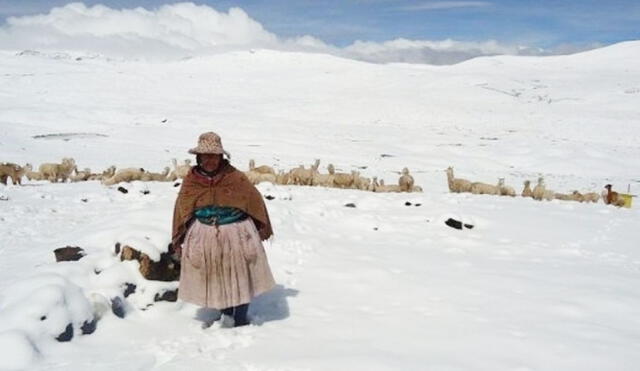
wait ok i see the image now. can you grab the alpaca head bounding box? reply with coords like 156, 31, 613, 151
402, 167, 410, 175
524, 180, 530, 187
327, 164, 335, 174
604, 184, 612, 190
249, 159, 255, 169
498, 178, 505, 186
24, 163, 33, 172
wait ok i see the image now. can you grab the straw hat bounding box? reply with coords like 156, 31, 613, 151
188, 132, 231, 158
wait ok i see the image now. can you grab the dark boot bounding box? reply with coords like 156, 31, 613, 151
233, 304, 250, 327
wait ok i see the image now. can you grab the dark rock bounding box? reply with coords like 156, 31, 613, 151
81, 319, 97, 335
405, 201, 412, 206
464, 223, 474, 229
53, 246, 85, 262
415, 203, 422, 207
40, 316, 46, 321
445, 218, 463, 230
344, 203, 356, 208
123, 283, 136, 298
154, 289, 178, 302
111, 297, 126, 318
380, 154, 394, 158
373, 227, 378, 231
161, 119, 168, 123
140, 190, 150, 195
81, 198, 88, 203
117, 186, 128, 194
114, 242, 121, 255
56, 323, 73, 342
265, 195, 275, 200
173, 182, 181, 187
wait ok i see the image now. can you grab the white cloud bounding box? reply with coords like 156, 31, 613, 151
399, 1, 492, 11
0, 2, 594, 64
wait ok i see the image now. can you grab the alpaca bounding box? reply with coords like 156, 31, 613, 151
290, 159, 320, 185
497, 178, 516, 197
312, 164, 336, 188
141, 167, 170, 182
23, 164, 44, 181
332, 169, 357, 189
88, 166, 116, 181
581, 192, 600, 203
249, 159, 276, 175
398, 168, 415, 192
375, 179, 402, 193
0, 162, 25, 185
70, 168, 92, 182
275, 170, 290, 185
532, 177, 546, 201
604, 184, 626, 207
521, 180, 533, 198
39, 158, 77, 183
554, 192, 573, 201
102, 168, 145, 186
170, 159, 192, 180
354, 173, 372, 191
470, 181, 500, 195
445, 167, 472, 193
245, 170, 276, 185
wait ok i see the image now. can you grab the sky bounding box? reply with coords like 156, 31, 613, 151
0, 0, 638, 63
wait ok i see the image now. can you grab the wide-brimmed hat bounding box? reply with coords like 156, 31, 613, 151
188, 131, 231, 158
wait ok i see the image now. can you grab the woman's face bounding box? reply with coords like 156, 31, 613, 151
199, 154, 223, 172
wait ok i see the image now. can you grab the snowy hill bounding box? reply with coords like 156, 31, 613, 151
1, 42, 640, 370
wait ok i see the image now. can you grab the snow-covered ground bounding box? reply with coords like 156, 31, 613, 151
1, 41, 640, 370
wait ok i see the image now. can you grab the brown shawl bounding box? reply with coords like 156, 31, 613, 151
172, 160, 273, 245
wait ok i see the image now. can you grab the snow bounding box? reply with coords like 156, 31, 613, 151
1, 41, 640, 370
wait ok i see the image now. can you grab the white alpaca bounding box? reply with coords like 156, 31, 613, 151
398, 167, 415, 192
470, 181, 500, 195
445, 167, 472, 193
39, 158, 77, 183
375, 179, 402, 193
170, 159, 192, 180
312, 164, 336, 187
249, 159, 276, 175
332, 169, 357, 189
23, 164, 44, 181
532, 177, 546, 201
102, 168, 145, 186
88, 166, 116, 181
290, 159, 320, 186
275, 170, 290, 185
497, 178, 516, 197
141, 167, 170, 182
245, 170, 276, 185
70, 168, 92, 182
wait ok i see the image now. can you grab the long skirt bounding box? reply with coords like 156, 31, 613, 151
178, 218, 276, 309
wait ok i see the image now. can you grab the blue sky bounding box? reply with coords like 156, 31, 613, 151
0, 0, 638, 48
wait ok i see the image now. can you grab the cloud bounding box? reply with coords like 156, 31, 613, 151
0, 2, 596, 64
399, 1, 492, 11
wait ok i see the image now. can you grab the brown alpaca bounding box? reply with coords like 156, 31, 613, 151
604, 184, 626, 207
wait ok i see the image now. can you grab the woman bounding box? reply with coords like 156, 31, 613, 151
171, 132, 276, 327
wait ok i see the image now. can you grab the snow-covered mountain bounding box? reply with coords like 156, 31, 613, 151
1, 42, 639, 370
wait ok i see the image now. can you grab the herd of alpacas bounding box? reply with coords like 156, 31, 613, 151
0, 159, 629, 206
0, 158, 419, 193
445, 167, 627, 207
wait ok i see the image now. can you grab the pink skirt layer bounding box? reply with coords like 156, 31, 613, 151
178, 218, 276, 309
